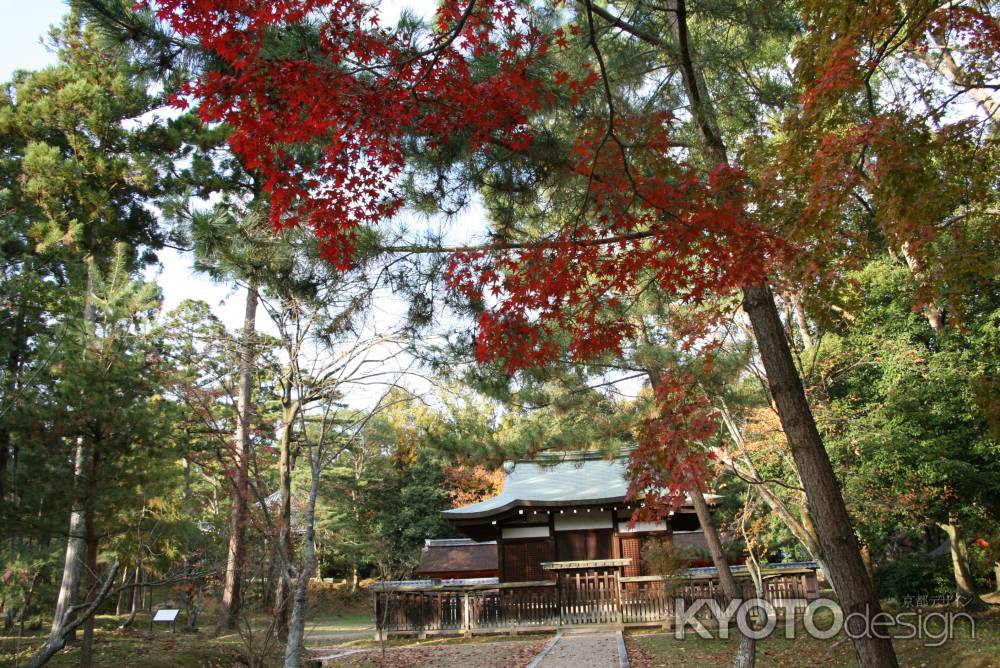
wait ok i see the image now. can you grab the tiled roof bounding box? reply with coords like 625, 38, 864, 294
443, 453, 719, 520
415, 539, 498, 575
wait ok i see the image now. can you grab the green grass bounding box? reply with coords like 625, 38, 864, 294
0, 610, 539, 667
0, 610, 380, 667
303, 612, 373, 634
0, 614, 249, 668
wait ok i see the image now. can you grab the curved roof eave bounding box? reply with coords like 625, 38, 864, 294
443, 494, 631, 520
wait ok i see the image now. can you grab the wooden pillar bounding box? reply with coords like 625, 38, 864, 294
614, 568, 623, 626
555, 573, 563, 627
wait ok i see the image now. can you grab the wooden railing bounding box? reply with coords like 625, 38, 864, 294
373, 581, 559, 635
372, 567, 819, 636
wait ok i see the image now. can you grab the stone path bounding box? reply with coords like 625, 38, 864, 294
529, 629, 628, 668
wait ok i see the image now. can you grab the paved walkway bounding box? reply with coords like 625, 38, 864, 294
529, 629, 628, 668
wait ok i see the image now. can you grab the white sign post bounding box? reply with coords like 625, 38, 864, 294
151, 608, 180, 633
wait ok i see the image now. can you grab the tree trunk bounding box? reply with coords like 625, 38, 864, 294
80, 448, 100, 668
119, 566, 141, 629
1, 301, 29, 504
79, 522, 97, 667
713, 405, 834, 586
18, 570, 41, 638
623, 1, 896, 664
939, 522, 984, 608
900, 241, 944, 330
690, 489, 755, 668
29, 562, 119, 668
274, 401, 299, 642
918, 34, 1000, 127
219, 282, 258, 630
742, 282, 898, 667
282, 447, 321, 668
184, 556, 201, 632
786, 290, 814, 349
860, 543, 875, 584
49, 440, 87, 643
115, 568, 129, 616
50, 255, 100, 644
0, 432, 7, 509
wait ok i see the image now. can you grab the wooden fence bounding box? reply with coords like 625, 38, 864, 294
373, 582, 559, 635
372, 566, 819, 637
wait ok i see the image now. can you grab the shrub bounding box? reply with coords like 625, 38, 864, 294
874, 554, 953, 602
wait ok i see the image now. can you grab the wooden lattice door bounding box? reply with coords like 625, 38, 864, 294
620, 536, 642, 576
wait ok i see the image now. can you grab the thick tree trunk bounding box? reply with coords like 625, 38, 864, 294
219, 283, 258, 630
690, 489, 755, 668
595, 1, 896, 664
939, 522, 984, 608
742, 283, 898, 667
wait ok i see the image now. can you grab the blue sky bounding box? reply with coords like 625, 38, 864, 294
2, 0, 67, 80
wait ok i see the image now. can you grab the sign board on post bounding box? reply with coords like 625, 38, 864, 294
151, 608, 180, 632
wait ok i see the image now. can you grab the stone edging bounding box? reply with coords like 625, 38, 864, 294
616, 630, 630, 668
526, 631, 563, 668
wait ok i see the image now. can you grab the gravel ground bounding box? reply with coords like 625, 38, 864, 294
533, 631, 621, 668
315, 638, 548, 667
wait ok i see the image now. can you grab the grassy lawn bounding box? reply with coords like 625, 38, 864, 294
0, 611, 544, 667
627, 608, 1000, 668
0, 614, 249, 668
303, 612, 373, 635
0, 610, 375, 668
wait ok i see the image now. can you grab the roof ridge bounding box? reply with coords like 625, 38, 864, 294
424, 538, 496, 547
512, 449, 631, 465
